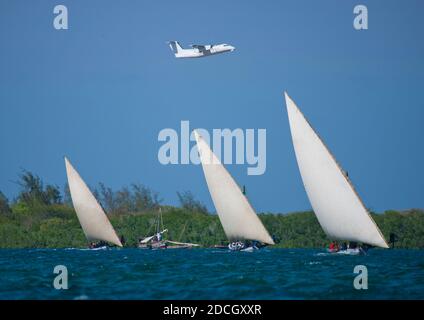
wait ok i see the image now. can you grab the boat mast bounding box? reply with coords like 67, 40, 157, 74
156, 208, 161, 234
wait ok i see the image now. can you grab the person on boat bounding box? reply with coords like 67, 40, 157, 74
340, 242, 347, 250
120, 235, 126, 246
89, 241, 99, 249
329, 241, 339, 252
156, 232, 162, 242
89, 241, 106, 249
229, 241, 242, 251
348, 242, 358, 249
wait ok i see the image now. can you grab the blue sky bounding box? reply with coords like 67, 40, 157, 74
0, 0, 423, 213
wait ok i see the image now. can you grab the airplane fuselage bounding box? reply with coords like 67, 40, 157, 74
169, 42, 235, 59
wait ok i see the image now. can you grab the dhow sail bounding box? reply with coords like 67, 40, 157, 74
65, 157, 123, 247
194, 131, 274, 245
284, 92, 388, 248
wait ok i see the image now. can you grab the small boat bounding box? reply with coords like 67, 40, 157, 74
85, 245, 108, 251
332, 248, 366, 255
138, 209, 200, 249
194, 130, 275, 251
284, 92, 389, 254
65, 157, 123, 249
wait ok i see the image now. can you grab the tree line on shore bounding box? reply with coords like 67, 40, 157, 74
0, 170, 423, 248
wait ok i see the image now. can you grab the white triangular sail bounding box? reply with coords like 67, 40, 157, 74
194, 131, 274, 245
284, 92, 388, 248
65, 157, 123, 247
140, 229, 168, 244
139, 235, 155, 244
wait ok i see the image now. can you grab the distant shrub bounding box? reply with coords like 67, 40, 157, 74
177, 191, 208, 214
1, 171, 423, 248
0, 190, 11, 215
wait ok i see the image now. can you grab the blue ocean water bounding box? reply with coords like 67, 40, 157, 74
0, 248, 422, 300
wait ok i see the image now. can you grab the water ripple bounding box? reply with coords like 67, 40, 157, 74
0, 248, 422, 299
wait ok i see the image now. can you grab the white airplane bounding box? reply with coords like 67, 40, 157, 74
168, 41, 235, 58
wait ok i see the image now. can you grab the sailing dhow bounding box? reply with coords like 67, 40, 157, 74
284, 92, 388, 254
138, 208, 200, 249
194, 130, 275, 251
65, 157, 123, 249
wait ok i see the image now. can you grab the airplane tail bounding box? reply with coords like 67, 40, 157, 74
168, 41, 184, 54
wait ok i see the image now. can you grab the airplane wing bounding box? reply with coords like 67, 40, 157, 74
191, 44, 208, 51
